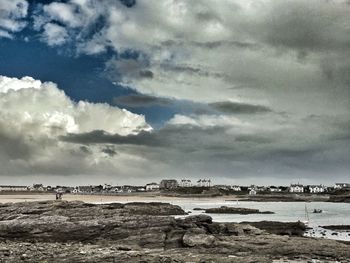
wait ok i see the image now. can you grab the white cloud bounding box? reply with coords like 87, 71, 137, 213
42, 23, 69, 46
33, 0, 350, 119
0, 0, 28, 38
0, 75, 152, 178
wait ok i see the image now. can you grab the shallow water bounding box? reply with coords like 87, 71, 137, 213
1, 194, 348, 241
122, 198, 350, 241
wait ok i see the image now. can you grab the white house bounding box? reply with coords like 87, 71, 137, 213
334, 183, 350, 189
180, 179, 192, 187
269, 186, 282, 192
0, 185, 28, 192
308, 185, 326, 193
249, 189, 257, 195
231, 185, 242, 192
145, 183, 160, 191
29, 184, 45, 191
289, 184, 304, 193
197, 179, 211, 187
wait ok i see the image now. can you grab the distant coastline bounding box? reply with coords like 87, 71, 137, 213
0, 191, 349, 203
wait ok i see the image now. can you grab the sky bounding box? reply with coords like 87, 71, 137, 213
0, 0, 349, 186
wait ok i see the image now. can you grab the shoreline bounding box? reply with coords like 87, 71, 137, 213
0, 200, 348, 262
0, 192, 349, 203
0, 193, 240, 204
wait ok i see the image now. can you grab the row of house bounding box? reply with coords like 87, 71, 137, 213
0, 184, 46, 192
162, 179, 212, 189
1, 181, 349, 194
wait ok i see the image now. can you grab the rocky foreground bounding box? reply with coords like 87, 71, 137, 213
0, 201, 348, 262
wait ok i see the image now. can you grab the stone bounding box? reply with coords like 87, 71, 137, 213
205, 206, 274, 214
182, 231, 215, 247
0, 201, 347, 262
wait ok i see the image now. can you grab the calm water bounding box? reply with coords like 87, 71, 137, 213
123, 198, 350, 241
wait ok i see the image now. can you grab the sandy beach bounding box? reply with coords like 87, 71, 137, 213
0, 193, 237, 204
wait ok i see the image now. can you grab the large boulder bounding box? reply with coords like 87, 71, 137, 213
182, 228, 215, 247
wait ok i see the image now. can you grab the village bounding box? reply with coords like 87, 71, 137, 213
0, 180, 349, 196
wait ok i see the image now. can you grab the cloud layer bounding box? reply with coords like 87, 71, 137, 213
0, 0, 28, 38
31, 0, 350, 110
1, 1, 350, 184
0, 75, 151, 182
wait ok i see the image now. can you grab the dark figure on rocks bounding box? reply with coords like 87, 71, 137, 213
55, 193, 63, 200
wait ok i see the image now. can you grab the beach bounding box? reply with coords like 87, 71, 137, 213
0, 193, 238, 204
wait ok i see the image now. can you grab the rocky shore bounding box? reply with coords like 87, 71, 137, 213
328, 194, 350, 203
205, 206, 274, 214
322, 225, 350, 231
0, 201, 348, 262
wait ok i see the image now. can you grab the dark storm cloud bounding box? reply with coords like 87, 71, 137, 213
58, 109, 350, 182
161, 40, 259, 50
101, 146, 117, 156
257, 0, 350, 52
60, 126, 227, 149
2, 0, 350, 184
105, 56, 153, 84
113, 94, 172, 107
209, 101, 272, 114
160, 64, 225, 79
119, 0, 136, 8
58, 120, 350, 181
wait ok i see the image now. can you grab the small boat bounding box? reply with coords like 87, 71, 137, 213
313, 209, 323, 213
303, 203, 310, 225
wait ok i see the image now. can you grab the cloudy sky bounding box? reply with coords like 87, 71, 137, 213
0, 0, 349, 186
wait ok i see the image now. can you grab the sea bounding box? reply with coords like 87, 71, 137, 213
125, 198, 350, 241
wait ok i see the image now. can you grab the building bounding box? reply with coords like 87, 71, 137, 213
180, 179, 192, 187
334, 183, 350, 189
249, 189, 257, 195
197, 179, 211, 187
268, 186, 282, 192
159, 179, 178, 190
215, 185, 230, 190
0, 185, 28, 192
145, 183, 160, 191
289, 184, 304, 193
29, 184, 45, 191
230, 185, 242, 192
256, 186, 267, 192
76, 185, 93, 193
308, 185, 326, 193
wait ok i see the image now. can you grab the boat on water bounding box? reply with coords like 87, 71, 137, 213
303, 203, 310, 225
313, 209, 323, 213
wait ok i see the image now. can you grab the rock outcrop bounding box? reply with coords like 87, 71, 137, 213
322, 225, 350, 231
0, 201, 348, 262
240, 221, 307, 236
205, 206, 274, 214
328, 194, 350, 203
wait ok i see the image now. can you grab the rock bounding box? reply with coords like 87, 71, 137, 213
226, 223, 264, 236
182, 230, 215, 247
0, 201, 347, 262
205, 206, 274, 214
123, 202, 186, 215
241, 221, 307, 236
182, 214, 212, 224
328, 195, 350, 203
322, 225, 350, 231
